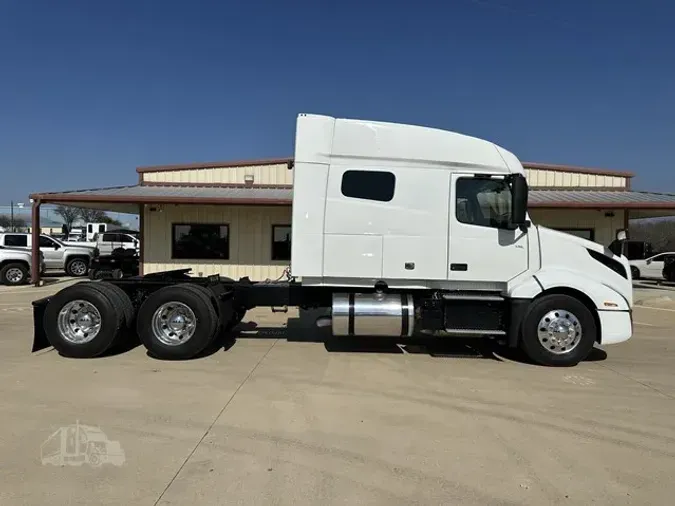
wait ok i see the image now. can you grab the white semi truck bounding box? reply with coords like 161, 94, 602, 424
31, 113, 633, 367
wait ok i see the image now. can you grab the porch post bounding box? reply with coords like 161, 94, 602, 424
31, 200, 41, 286
139, 204, 144, 275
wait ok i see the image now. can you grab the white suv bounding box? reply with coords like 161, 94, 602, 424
0, 233, 96, 277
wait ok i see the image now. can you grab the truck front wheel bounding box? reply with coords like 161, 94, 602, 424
136, 284, 218, 360
519, 294, 597, 367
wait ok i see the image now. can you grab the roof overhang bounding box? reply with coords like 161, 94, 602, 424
29, 185, 675, 218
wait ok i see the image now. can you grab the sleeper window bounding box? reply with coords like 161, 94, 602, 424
341, 170, 396, 202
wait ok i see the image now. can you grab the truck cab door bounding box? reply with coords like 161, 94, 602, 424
449, 174, 529, 283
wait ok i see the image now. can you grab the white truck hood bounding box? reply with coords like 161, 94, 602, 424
536, 225, 633, 307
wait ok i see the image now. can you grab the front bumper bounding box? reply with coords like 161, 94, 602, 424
598, 310, 632, 345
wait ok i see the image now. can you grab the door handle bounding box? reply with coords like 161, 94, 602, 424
450, 263, 468, 271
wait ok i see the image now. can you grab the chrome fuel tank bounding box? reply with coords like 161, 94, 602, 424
332, 293, 415, 337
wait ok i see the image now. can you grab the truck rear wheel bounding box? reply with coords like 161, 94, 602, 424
519, 294, 597, 367
43, 283, 125, 358
93, 281, 136, 329
136, 284, 218, 360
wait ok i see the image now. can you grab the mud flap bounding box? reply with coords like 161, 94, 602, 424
31, 297, 51, 352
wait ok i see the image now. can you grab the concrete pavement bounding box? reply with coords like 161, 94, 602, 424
0, 283, 674, 505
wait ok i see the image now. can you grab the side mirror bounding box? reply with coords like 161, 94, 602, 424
646, 259, 652, 265
616, 229, 627, 242
510, 173, 529, 226
54, 243, 61, 250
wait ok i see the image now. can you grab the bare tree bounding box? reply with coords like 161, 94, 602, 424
77, 208, 123, 227
54, 205, 80, 233
630, 218, 675, 253
0, 214, 27, 231
77, 208, 107, 223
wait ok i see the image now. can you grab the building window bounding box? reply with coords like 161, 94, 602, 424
456, 177, 512, 229
272, 225, 291, 261
171, 224, 229, 260
341, 170, 396, 202
4, 234, 27, 247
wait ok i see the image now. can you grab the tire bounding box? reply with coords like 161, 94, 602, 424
92, 282, 136, 329
66, 257, 89, 277
630, 266, 640, 280
136, 283, 218, 360
88, 269, 98, 280
519, 294, 597, 367
0, 262, 29, 286
43, 283, 124, 358
111, 268, 124, 279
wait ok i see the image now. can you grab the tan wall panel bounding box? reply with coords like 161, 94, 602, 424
526, 169, 628, 189
143, 204, 292, 280
529, 209, 625, 246
142, 163, 293, 185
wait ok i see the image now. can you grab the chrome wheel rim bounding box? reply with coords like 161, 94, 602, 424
6, 268, 24, 283
57, 300, 102, 344
151, 302, 196, 346
537, 309, 582, 354
70, 260, 87, 276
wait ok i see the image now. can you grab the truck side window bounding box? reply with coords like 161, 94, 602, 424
4, 234, 28, 247
39, 236, 56, 248
456, 178, 512, 229
341, 170, 396, 202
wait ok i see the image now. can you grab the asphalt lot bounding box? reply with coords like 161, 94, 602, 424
1, 282, 674, 505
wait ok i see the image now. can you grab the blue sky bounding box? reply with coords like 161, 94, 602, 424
1, 0, 673, 204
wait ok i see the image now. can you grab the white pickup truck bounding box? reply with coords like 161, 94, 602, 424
0, 245, 44, 285
68, 232, 139, 255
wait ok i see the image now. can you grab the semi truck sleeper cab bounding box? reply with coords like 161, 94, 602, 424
30, 113, 633, 367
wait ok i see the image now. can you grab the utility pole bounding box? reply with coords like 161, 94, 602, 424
10, 200, 14, 232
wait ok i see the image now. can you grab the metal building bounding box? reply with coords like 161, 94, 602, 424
28, 158, 675, 285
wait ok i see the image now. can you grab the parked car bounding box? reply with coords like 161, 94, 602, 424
629, 252, 675, 280
0, 245, 45, 285
0, 233, 97, 277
